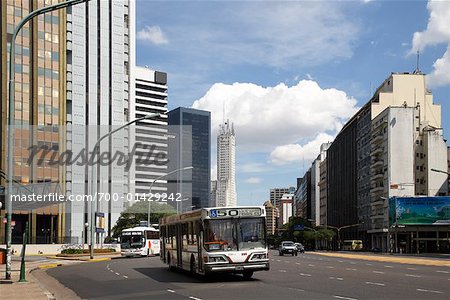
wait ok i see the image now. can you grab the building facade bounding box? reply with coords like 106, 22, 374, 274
168, 107, 211, 211
65, 0, 136, 242
277, 194, 294, 226
215, 120, 236, 207
1, 0, 68, 244
131, 67, 168, 197
270, 187, 294, 207
263, 200, 279, 235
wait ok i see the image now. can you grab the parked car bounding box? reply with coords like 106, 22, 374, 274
279, 241, 298, 256
370, 247, 382, 253
294, 243, 305, 253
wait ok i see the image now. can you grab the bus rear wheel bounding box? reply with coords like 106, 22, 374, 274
243, 271, 253, 279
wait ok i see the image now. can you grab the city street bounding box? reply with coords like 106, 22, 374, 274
46, 251, 450, 300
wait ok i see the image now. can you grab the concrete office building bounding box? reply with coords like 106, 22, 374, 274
263, 200, 279, 235
321, 72, 447, 252
270, 187, 295, 207
310, 143, 330, 227
168, 107, 211, 211
65, 0, 136, 242
277, 194, 294, 226
1, 0, 68, 244
215, 120, 236, 207
130, 67, 168, 197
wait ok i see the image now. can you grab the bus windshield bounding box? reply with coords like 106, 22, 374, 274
204, 218, 266, 252
121, 235, 143, 249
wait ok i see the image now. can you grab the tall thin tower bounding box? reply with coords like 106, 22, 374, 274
216, 120, 236, 207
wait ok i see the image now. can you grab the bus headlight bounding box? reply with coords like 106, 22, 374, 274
204, 255, 228, 263
250, 253, 267, 260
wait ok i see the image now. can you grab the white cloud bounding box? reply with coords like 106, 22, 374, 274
192, 80, 358, 151
239, 163, 266, 173
244, 177, 263, 184
269, 133, 334, 165
137, 26, 169, 45
411, 1, 450, 87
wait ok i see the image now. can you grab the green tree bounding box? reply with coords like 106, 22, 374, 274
111, 201, 177, 238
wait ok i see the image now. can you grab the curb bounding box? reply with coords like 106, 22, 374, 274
87, 257, 111, 262
37, 263, 63, 270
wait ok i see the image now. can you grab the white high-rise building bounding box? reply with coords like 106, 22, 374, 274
65, 0, 135, 241
215, 120, 236, 207
130, 67, 168, 197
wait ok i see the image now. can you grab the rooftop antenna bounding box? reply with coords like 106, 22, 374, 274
414, 50, 421, 74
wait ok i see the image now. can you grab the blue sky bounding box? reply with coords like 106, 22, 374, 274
135, 0, 450, 206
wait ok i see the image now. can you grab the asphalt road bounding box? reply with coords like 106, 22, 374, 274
46, 251, 450, 300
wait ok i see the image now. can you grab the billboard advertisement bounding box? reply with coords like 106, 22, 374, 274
389, 196, 450, 226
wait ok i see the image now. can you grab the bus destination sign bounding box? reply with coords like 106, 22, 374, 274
209, 208, 262, 218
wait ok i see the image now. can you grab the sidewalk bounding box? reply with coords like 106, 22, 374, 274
0, 253, 119, 299
311, 251, 450, 267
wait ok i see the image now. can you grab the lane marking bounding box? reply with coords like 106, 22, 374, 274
115, 272, 120, 276
350, 262, 356, 265
407, 267, 416, 271
365, 281, 385, 286
338, 260, 344, 263
366, 264, 373, 266
167, 289, 176, 293
326, 266, 335, 269
285, 261, 290, 263
373, 271, 384, 274
345, 268, 357, 271
123, 275, 128, 279
437, 270, 450, 274
288, 287, 305, 292
334, 295, 357, 300
384, 265, 393, 268
279, 270, 287, 273
189, 297, 202, 300
299, 273, 312, 277
110, 270, 114, 273
405, 274, 421, 278
276, 260, 281, 262
308, 264, 315, 267
416, 288, 443, 294
296, 262, 301, 265
336, 278, 344, 281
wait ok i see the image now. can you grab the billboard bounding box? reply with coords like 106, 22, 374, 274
389, 197, 450, 226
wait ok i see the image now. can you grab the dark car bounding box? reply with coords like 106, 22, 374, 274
370, 247, 382, 253
294, 243, 305, 253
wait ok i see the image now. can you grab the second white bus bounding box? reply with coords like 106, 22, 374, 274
120, 226, 160, 257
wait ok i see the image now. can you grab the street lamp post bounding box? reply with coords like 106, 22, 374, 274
325, 223, 363, 251
5, 0, 90, 280
89, 113, 160, 259
147, 166, 194, 225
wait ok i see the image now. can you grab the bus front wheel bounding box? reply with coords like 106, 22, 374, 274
243, 271, 253, 279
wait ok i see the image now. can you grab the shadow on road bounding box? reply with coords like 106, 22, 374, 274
134, 267, 259, 283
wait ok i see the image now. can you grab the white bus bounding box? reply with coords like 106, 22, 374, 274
120, 226, 160, 257
160, 206, 270, 279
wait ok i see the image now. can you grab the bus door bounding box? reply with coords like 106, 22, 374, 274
197, 223, 203, 273
176, 223, 183, 267
161, 226, 166, 262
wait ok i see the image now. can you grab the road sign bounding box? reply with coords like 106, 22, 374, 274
294, 224, 304, 231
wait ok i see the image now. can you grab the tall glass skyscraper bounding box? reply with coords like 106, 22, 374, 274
168, 107, 211, 211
